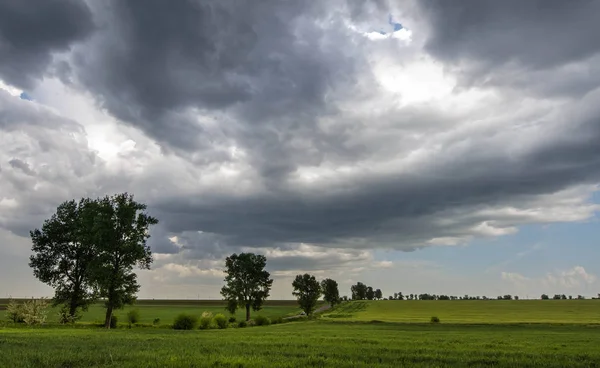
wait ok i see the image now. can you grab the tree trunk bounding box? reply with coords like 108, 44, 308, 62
245, 303, 251, 321
69, 300, 78, 318
104, 305, 114, 329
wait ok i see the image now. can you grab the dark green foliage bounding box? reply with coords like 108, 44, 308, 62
541, 294, 549, 300
213, 313, 228, 329
374, 289, 383, 300
272, 317, 284, 325
173, 314, 198, 330
92, 193, 158, 328
431, 316, 440, 323
228, 316, 236, 323
321, 278, 340, 307
220, 253, 273, 321
29, 199, 99, 319
238, 320, 247, 328
366, 287, 375, 300
351, 282, 368, 300
57, 305, 80, 324
153, 318, 161, 325
109, 315, 118, 329
127, 309, 141, 325
199, 312, 213, 330
254, 315, 271, 326
292, 274, 322, 316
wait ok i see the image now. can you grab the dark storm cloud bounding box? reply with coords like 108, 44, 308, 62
0, 0, 94, 89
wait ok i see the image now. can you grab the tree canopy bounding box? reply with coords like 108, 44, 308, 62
321, 278, 341, 307
292, 274, 322, 316
351, 282, 368, 300
220, 253, 273, 321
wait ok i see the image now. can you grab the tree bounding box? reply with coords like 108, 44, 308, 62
351, 282, 367, 300
397, 292, 404, 300
29, 198, 99, 319
321, 278, 341, 307
292, 274, 322, 316
92, 193, 158, 328
221, 253, 273, 321
366, 286, 375, 300
374, 289, 383, 300
541, 294, 549, 300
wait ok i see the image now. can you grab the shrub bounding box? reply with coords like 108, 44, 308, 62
127, 309, 141, 326
213, 313, 228, 329
254, 315, 271, 326
153, 318, 161, 325
21, 298, 49, 325
271, 317, 284, 325
228, 316, 237, 323
238, 320, 247, 328
57, 306, 80, 324
6, 299, 25, 323
430, 316, 440, 323
173, 313, 198, 330
199, 311, 213, 330
110, 315, 118, 329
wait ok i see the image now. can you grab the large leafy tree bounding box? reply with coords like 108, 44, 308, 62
320, 278, 340, 307
292, 274, 322, 316
374, 289, 383, 300
366, 286, 375, 300
92, 193, 158, 328
220, 253, 273, 321
351, 282, 368, 300
29, 198, 99, 319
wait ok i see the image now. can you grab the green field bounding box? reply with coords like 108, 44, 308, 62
322, 300, 600, 324
2, 300, 600, 367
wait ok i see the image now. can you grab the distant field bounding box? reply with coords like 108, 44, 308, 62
0, 299, 307, 325
1, 321, 600, 367
322, 300, 600, 324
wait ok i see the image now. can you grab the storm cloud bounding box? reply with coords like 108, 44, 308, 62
0, 0, 599, 290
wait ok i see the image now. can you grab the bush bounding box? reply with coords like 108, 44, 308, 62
57, 306, 80, 324
228, 316, 237, 323
22, 298, 49, 325
127, 309, 141, 326
199, 311, 213, 330
430, 316, 440, 323
213, 313, 228, 329
271, 317, 284, 325
173, 313, 198, 330
110, 315, 118, 329
6, 299, 25, 323
153, 318, 161, 325
254, 315, 271, 326
238, 320, 247, 328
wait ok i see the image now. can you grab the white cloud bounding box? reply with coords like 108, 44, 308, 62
502, 266, 597, 297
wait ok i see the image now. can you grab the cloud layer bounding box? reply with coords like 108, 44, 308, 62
1, 0, 600, 296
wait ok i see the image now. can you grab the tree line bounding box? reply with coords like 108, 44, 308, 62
21, 193, 600, 328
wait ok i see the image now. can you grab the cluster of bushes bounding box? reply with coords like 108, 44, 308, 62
172, 312, 279, 330
5, 298, 49, 325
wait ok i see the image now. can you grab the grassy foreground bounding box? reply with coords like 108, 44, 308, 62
1, 322, 600, 367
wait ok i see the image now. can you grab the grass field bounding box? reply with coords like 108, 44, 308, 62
1, 300, 600, 367
322, 300, 600, 324
0, 299, 306, 325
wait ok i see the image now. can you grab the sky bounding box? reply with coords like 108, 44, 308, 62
1, 0, 599, 300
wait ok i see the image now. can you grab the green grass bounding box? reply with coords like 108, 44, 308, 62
0, 299, 306, 325
1, 322, 600, 367
323, 300, 600, 324
2, 300, 600, 367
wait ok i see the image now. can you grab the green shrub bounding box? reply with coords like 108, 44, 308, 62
173, 314, 198, 330
228, 316, 236, 323
110, 315, 118, 329
127, 309, 141, 326
254, 315, 271, 326
213, 313, 228, 329
199, 311, 213, 330
238, 320, 247, 328
430, 316, 440, 323
57, 306, 80, 324
22, 298, 49, 325
153, 318, 161, 325
6, 299, 25, 323
272, 317, 284, 325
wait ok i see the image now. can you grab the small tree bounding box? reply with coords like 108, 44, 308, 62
21, 298, 49, 325
374, 289, 383, 300
321, 278, 340, 307
541, 294, 549, 300
292, 274, 322, 316
29, 198, 99, 319
366, 287, 375, 300
6, 298, 24, 323
220, 253, 273, 321
92, 193, 158, 329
